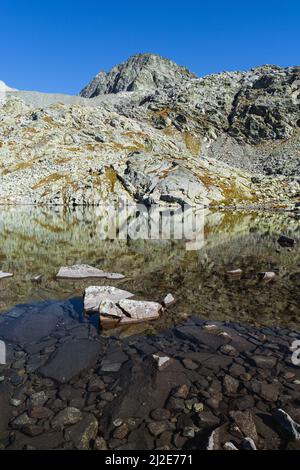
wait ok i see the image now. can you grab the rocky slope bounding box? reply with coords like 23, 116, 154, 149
0, 54, 299, 207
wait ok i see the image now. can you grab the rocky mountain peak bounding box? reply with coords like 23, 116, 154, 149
80, 53, 196, 97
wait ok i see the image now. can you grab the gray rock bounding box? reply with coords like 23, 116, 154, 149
51, 407, 82, 429
273, 409, 300, 440
0, 271, 13, 280
84, 286, 134, 312
29, 391, 48, 407
242, 437, 257, 450
252, 355, 277, 369
80, 53, 195, 97
118, 299, 162, 323
39, 340, 102, 383
223, 374, 239, 394
56, 264, 124, 280
64, 413, 98, 450
229, 411, 258, 442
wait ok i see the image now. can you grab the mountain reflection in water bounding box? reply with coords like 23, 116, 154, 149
0, 205, 299, 330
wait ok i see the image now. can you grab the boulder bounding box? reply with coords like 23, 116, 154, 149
84, 286, 134, 312
118, 299, 162, 322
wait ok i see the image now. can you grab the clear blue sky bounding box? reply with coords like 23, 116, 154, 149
1, 0, 299, 94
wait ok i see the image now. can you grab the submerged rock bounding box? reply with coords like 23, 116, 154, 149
273, 409, 300, 440
152, 353, 172, 370
57, 264, 124, 280
39, 340, 102, 383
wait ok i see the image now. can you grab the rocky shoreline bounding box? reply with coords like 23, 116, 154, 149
1, 299, 300, 450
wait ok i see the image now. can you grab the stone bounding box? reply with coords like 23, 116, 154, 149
252, 355, 277, 369
193, 402, 204, 413
29, 407, 53, 420
223, 374, 239, 394
100, 350, 128, 372
174, 326, 228, 351
172, 384, 189, 399
51, 407, 82, 429
150, 409, 171, 421
84, 286, 134, 312
242, 437, 257, 450
207, 426, 225, 450
11, 412, 35, 429
94, 436, 108, 450
259, 272, 276, 283
277, 235, 295, 248
152, 354, 172, 370
163, 293, 176, 307
10, 398, 21, 407
99, 300, 126, 319
260, 383, 279, 402
148, 421, 171, 437
29, 391, 48, 407
113, 423, 129, 439
22, 424, 44, 437
227, 269, 242, 277
0, 306, 64, 344
273, 409, 300, 440
39, 340, 102, 383
118, 299, 162, 323
197, 411, 220, 428
57, 264, 124, 280
87, 376, 106, 392
229, 411, 258, 442
0, 271, 13, 279
220, 344, 238, 356
182, 358, 198, 370
224, 442, 238, 450
65, 413, 98, 450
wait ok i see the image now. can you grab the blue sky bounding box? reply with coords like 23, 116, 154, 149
1, 0, 299, 94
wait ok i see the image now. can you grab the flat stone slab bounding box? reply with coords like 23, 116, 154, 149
0, 271, 13, 280
0, 305, 65, 345
39, 339, 102, 383
118, 299, 162, 322
84, 286, 134, 312
57, 264, 124, 280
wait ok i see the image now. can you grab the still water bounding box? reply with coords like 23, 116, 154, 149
0, 205, 299, 331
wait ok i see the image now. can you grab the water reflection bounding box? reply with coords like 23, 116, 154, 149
0, 205, 299, 329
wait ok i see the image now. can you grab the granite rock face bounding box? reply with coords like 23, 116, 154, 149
1, 54, 300, 207
80, 53, 196, 97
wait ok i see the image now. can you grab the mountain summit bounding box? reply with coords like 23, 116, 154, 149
80, 53, 196, 97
